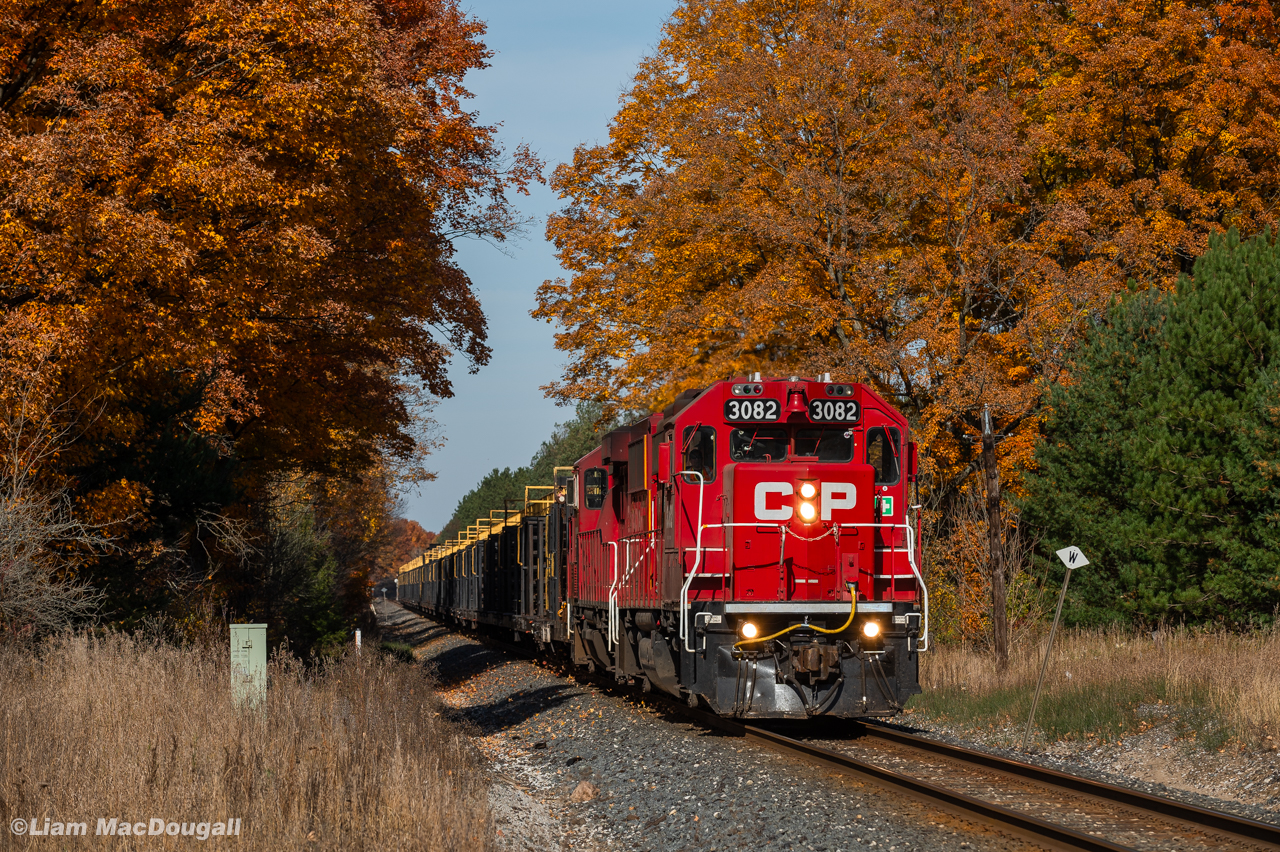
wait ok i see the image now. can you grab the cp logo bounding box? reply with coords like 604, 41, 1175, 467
753, 482, 855, 521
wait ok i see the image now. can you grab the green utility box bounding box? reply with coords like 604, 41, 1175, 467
230, 623, 267, 707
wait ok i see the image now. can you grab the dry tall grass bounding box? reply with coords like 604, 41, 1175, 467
0, 634, 492, 851
917, 627, 1280, 747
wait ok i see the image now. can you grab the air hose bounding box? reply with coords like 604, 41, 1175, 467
732, 583, 858, 651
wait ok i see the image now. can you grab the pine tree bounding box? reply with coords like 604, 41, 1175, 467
1023, 229, 1280, 626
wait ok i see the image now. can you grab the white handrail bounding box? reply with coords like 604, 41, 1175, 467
605, 541, 619, 650
610, 532, 657, 646
679, 517, 930, 653
815, 520, 929, 652
680, 521, 782, 651
608, 541, 624, 649
905, 514, 929, 651
675, 471, 706, 651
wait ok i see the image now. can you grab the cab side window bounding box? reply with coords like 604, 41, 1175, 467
682, 426, 717, 484
584, 467, 607, 509
866, 427, 901, 485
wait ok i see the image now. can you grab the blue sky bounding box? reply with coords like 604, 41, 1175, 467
401, 1, 679, 532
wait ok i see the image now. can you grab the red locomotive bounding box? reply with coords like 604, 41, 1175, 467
397, 374, 927, 718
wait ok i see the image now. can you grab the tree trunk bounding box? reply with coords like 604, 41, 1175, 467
981, 405, 1009, 671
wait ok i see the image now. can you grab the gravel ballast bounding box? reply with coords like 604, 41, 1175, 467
376, 601, 1023, 852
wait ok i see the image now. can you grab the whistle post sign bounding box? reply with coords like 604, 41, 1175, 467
1055, 546, 1089, 569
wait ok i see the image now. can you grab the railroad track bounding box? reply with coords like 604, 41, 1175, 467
730, 719, 1280, 852
394, 605, 1280, 852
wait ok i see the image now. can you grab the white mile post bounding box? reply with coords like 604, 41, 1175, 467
230, 624, 267, 708
1022, 546, 1089, 752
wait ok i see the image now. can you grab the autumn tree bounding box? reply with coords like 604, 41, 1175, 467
379, 518, 436, 580
536, 0, 1280, 640
0, 0, 537, 627
0, 333, 104, 638
1035, 0, 1280, 284
536, 0, 1073, 512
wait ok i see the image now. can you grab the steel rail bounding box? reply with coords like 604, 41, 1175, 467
857, 721, 1280, 851
734, 722, 1131, 852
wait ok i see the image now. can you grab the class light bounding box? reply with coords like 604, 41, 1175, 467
740, 621, 759, 639
862, 621, 881, 639
798, 501, 818, 522
799, 481, 817, 499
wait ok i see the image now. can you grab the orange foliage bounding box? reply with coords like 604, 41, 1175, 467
377, 517, 436, 581
535, 0, 1280, 515
0, 0, 537, 486
0, 0, 537, 618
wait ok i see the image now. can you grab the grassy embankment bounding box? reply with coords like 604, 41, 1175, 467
0, 634, 491, 851
910, 627, 1280, 751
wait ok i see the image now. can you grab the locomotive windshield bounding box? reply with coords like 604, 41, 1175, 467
717, 424, 884, 466
794, 427, 854, 462
729, 427, 789, 462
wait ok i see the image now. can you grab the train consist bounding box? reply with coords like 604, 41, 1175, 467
397, 375, 927, 718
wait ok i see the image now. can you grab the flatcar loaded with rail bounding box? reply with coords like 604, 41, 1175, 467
398, 375, 927, 718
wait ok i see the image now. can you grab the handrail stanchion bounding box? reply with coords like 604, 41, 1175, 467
606, 539, 622, 647
836, 520, 930, 653
671, 487, 931, 655
675, 471, 706, 652
904, 514, 929, 651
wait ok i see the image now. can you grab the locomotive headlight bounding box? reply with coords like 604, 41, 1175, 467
862, 620, 881, 639
799, 481, 817, 499
740, 621, 759, 639
798, 501, 817, 522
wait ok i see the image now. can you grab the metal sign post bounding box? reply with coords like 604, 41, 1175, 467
1022, 547, 1089, 751
230, 623, 267, 708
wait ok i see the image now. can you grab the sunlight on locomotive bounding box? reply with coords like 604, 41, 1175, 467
798, 481, 817, 499
798, 501, 817, 521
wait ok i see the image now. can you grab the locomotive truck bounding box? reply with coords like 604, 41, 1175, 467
397, 374, 927, 718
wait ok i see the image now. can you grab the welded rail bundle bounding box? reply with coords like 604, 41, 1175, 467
397, 375, 926, 719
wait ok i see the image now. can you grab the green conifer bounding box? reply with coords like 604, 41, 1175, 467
1023, 229, 1280, 626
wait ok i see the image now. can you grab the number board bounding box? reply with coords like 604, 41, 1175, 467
809, 398, 860, 422
724, 398, 781, 422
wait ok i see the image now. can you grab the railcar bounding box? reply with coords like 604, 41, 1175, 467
397, 374, 927, 718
